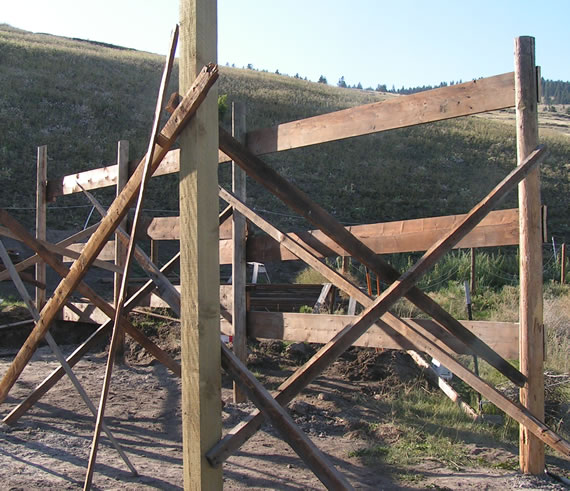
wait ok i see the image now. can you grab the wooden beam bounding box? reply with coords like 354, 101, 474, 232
179, 1, 221, 488
219, 128, 527, 387
232, 101, 248, 403
114, 140, 129, 362
45, 71, 516, 196
0, 226, 121, 274
516, 36, 544, 475
0, 223, 100, 283
35, 146, 47, 310
219, 311, 518, 359
3, 251, 181, 426
247, 72, 515, 155
221, 344, 353, 490
0, 64, 218, 406
239, 208, 523, 264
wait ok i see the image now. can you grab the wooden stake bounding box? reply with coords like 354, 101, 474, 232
515, 36, 545, 475
114, 140, 129, 362
36, 146, 47, 310
561, 243, 566, 284
232, 101, 247, 403
179, 1, 222, 488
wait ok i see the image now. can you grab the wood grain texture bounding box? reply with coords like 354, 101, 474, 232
232, 101, 248, 403
247, 72, 515, 155
178, 1, 222, 488
35, 146, 47, 309
218, 312, 519, 359
515, 36, 545, 474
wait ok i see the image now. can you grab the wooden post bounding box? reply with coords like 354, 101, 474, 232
561, 243, 566, 284
515, 36, 544, 475
232, 101, 248, 403
115, 140, 129, 362
150, 239, 159, 265
179, 1, 222, 489
36, 146, 47, 310
470, 248, 476, 295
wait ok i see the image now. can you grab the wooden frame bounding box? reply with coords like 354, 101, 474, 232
0, 23, 561, 488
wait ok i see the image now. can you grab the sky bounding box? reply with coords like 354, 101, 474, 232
2, 0, 569, 89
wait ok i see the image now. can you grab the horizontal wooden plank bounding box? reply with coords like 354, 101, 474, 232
46, 73, 515, 197
46, 149, 182, 199
147, 212, 234, 240
219, 311, 518, 360
247, 72, 515, 155
218, 208, 522, 264
63, 240, 116, 262
66, 298, 517, 360
62, 302, 109, 325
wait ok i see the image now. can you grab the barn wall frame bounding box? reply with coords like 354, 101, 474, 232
0, 3, 567, 488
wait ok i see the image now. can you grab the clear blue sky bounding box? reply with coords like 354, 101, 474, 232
2, 0, 569, 89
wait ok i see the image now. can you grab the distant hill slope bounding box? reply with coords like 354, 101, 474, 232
0, 25, 568, 243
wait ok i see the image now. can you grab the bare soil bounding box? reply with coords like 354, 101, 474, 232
0, 318, 568, 490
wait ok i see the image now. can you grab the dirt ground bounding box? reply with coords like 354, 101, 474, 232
0, 315, 568, 490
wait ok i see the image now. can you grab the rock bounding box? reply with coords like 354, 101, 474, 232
286, 342, 315, 361
289, 400, 312, 415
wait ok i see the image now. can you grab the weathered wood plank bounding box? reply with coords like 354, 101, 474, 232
232, 101, 248, 403
35, 146, 47, 309
46, 72, 516, 196
218, 311, 518, 359
63, 240, 116, 262
516, 36, 544, 474
0, 224, 100, 282
247, 72, 516, 155
233, 208, 524, 264
0, 226, 120, 273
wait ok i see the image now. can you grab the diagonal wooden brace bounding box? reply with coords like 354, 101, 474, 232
0, 239, 137, 475
0, 64, 218, 405
207, 145, 566, 464
218, 127, 527, 387
0, 211, 181, 388
0, 223, 100, 283
221, 344, 353, 490
3, 251, 181, 425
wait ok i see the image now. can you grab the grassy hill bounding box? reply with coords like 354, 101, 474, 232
0, 24, 568, 243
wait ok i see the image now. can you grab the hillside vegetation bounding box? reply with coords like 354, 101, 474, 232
0, 24, 568, 243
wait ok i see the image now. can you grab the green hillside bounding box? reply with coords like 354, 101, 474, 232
1, 24, 568, 243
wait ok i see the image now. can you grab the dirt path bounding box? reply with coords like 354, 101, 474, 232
0, 344, 568, 490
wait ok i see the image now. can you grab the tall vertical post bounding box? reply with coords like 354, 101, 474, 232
470, 248, 476, 295
114, 140, 129, 362
232, 101, 248, 403
179, 1, 222, 489
561, 243, 566, 284
35, 146, 47, 310
515, 36, 544, 475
